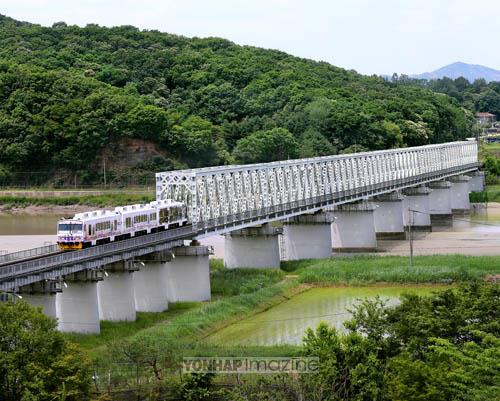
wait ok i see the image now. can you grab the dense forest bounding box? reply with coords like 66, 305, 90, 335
0, 15, 474, 185
392, 73, 500, 117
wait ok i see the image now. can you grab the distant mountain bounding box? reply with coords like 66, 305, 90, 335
414, 62, 500, 82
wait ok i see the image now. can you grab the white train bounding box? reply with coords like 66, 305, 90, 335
56, 199, 188, 250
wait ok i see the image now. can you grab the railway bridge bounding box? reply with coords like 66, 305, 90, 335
0, 141, 484, 332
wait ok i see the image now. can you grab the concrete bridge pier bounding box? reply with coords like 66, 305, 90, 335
224, 224, 280, 268
57, 270, 103, 334
133, 252, 171, 312
468, 171, 485, 193
165, 243, 211, 302
19, 280, 62, 318
428, 181, 453, 226
373, 192, 406, 240
97, 260, 138, 322
331, 202, 377, 252
282, 212, 334, 260
450, 175, 471, 214
402, 186, 432, 231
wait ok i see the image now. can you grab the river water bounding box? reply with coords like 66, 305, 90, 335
1, 204, 500, 255
205, 286, 442, 346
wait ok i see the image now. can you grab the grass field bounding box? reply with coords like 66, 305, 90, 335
65, 254, 500, 394
284, 254, 500, 284
68, 302, 201, 353
69, 255, 500, 360
484, 185, 500, 202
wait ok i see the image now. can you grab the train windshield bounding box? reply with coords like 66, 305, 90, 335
58, 223, 83, 232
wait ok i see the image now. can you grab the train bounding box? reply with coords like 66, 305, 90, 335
56, 199, 188, 250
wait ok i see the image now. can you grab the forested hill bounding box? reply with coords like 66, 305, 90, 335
0, 15, 473, 185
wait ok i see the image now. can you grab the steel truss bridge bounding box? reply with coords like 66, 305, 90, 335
156, 141, 478, 236
1, 141, 479, 291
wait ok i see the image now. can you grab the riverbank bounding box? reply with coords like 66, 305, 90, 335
0, 192, 155, 214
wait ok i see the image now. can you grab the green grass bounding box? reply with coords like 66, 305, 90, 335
480, 142, 500, 160
69, 255, 500, 364
471, 185, 500, 202
210, 262, 285, 297
485, 185, 500, 202
0, 193, 155, 208
66, 302, 200, 353
127, 279, 300, 349
282, 255, 500, 284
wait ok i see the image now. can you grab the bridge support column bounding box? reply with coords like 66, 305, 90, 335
402, 187, 432, 231
165, 243, 211, 302
450, 175, 471, 215
19, 280, 62, 318
331, 202, 377, 252
282, 212, 334, 260
133, 252, 171, 312
468, 171, 485, 193
373, 192, 406, 240
98, 260, 138, 322
224, 224, 280, 268
57, 270, 103, 334
428, 181, 453, 226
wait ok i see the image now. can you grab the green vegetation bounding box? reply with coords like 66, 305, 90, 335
485, 185, 500, 201
283, 255, 500, 284
394, 74, 500, 117
478, 142, 500, 187
0, 15, 473, 186
469, 184, 500, 202
73, 256, 499, 358
68, 302, 200, 353
6, 255, 500, 400
210, 264, 285, 297
298, 283, 499, 401
116, 278, 299, 349
0, 300, 92, 401
0, 192, 154, 208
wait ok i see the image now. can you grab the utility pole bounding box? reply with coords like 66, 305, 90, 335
408, 208, 414, 268
103, 156, 107, 187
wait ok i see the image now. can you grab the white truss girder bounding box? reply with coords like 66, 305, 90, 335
156, 141, 478, 227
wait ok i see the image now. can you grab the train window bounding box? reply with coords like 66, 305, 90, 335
126, 217, 132, 228
114, 220, 117, 231
159, 208, 169, 224
88, 225, 91, 236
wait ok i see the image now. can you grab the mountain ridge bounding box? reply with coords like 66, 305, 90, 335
413, 62, 500, 82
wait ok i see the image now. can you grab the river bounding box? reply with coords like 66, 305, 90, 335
205, 285, 443, 346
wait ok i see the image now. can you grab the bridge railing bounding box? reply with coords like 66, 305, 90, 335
0, 244, 60, 266
0, 225, 194, 282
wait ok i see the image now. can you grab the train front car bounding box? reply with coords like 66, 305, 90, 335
57, 219, 85, 250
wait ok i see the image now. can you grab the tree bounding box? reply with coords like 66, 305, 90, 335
298, 128, 337, 158
0, 300, 92, 401
0, 14, 477, 185
233, 128, 299, 164
299, 283, 500, 401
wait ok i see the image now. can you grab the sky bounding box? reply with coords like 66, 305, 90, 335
1, 0, 499, 76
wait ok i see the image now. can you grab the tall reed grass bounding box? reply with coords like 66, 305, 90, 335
283, 255, 500, 284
